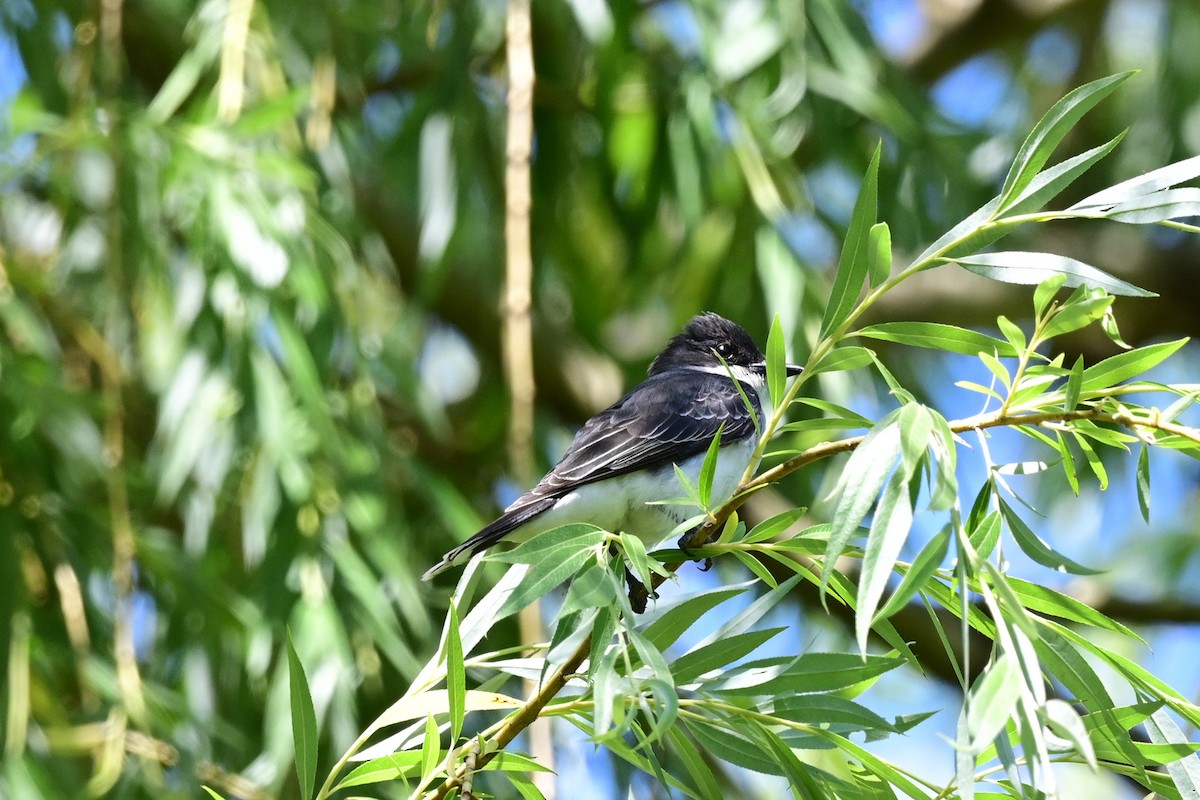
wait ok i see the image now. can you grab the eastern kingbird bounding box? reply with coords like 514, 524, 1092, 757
422, 313, 802, 606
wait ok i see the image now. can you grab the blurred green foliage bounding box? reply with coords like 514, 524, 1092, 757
2, 0, 1199, 798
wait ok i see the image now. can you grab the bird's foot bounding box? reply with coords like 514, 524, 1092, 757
677, 527, 714, 572
625, 568, 658, 614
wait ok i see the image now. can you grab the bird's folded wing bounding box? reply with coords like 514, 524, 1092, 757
529, 369, 758, 498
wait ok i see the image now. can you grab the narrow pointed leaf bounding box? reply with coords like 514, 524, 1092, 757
1108, 187, 1200, 223
822, 420, 902, 599
446, 604, 466, 741
998, 72, 1133, 208
641, 585, 749, 652
1145, 709, 1200, 794
419, 714, 439, 783
1033, 274, 1069, 317
809, 345, 874, 374
1080, 338, 1187, 391
766, 314, 786, 411
820, 143, 881, 338
698, 424, 725, 508
1007, 131, 1127, 215
874, 525, 951, 623
966, 653, 1021, 748
286, 633, 318, 800
1073, 153, 1200, 209
999, 498, 1102, 575
852, 321, 1017, 357
868, 221, 892, 285
856, 470, 914, 653
1137, 445, 1151, 524
955, 251, 1154, 297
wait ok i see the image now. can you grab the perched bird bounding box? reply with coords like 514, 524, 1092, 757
422, 313, 802, 607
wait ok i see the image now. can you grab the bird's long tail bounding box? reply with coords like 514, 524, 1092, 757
421, 495, 558, 580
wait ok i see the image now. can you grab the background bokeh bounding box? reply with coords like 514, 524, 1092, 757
1, 0, 1198, 797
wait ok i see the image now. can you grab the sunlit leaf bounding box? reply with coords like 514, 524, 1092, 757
1080, 339, 1188, 391
809, 345, 875, 374
820, 142, 881, 338
698, 424, 725, 508
966, 653, 1021, 748
868, 221, 892, 286
954, 251, 1155, 297
997, 72, 1133, 209
766, 313, 786, 412
856, 470, 914, 654
1072, 153, 1200, 209
852, 321, 1017, 357
874, 526, 951, 623
822, 418, 902, 600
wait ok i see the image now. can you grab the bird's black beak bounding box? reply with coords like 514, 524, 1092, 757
752, 361, 804, 377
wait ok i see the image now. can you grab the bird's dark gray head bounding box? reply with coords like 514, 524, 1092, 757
649, 312, 765, 376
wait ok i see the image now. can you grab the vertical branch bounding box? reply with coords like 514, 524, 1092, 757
503, 0, 537, 482
218, 0, 255, 123
503, 0, 555, 794
95, 0, 153, 773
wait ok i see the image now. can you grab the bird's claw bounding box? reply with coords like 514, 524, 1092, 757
625, 569, 658, 614
677, 528, 713, 572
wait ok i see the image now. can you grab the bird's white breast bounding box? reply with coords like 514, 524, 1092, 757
510, 433, 758, 549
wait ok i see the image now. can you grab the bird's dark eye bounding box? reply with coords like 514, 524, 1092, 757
715, 342, 731, 356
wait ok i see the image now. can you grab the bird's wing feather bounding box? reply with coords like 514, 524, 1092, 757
421, 370, 758, 580
522, 369, 757, 500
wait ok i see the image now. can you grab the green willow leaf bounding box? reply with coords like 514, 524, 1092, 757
671, 627, 787, 684
1080, 338, 1188, 391
954, 251, 1155, 297
488, 523, 605, 565
856, 469, 914, 654
1007, 131, 1127, 216
966, 653, 1021, 748
733, 550, 779, 588
999, 498, 1102, 575
1033, 273, 1069, 317
335, 753, 422, 790
766, 313, 786, 412
1042, 293, 1111, 340
809, 345, 875, 374
1107, 187, 1200, 224
822, 418, 902, 600
852, 321, 1017, 357
1145, 709, 1200, 792
419, 714, 439, 783
998, 71, 1134, 209
868, 221, 892, 286
1007, 577, 1141, 642
1072, 153, 1200, 209
665, 727, 722, 800
641, 585, 748, 652
742, 507, 808, 543
820, 142, 881, 338
1137, 445, 1151, 524
698, 423, 725, 508
873, 526, 951, 623
711, 652, 903, 696
446, 604, 465, 741
286, 633, 318, 800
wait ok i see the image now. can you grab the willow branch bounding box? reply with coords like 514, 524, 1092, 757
502, 0, 537, 483
500, 1, 553, 794
425, 401, 1198, 796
